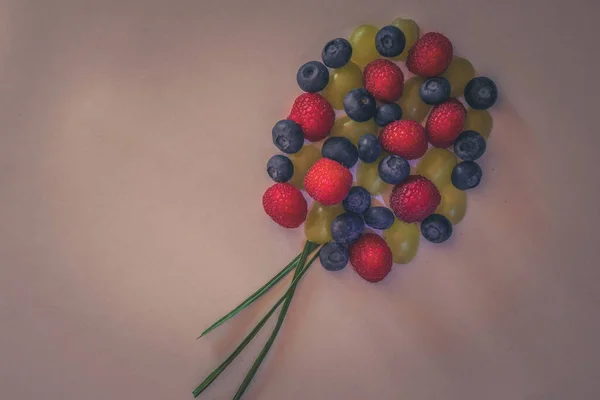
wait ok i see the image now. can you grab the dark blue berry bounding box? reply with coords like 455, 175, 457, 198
272, 119, 304, 154
420, 77, 451, 105
319, 242, 349, 271
420, 214, 453, 243
342, 186, 371, 214
322, 38, 353, 68
451, 161, 482, 190
464, 77, 498, 110
357, 134, 382, 163
296, 61, 330, 93
321, 137, 359, 168
375, 103, 403, 126
453, 130, 487, 161
344, 88, 377, 122
266, 155, 294, 183
331, 212, 365, 244
378, 155, 410, 184
375, 25, 406, 58
364, 206, 395, 230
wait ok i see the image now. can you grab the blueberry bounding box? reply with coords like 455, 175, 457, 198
319, 242, 349, 271
342, 186, 371, 214
296, 61, 330, 93
375, 103, 403, 126
322, 38, 353, 68
364, 206, 395, 230
378, 155, 410, 184
453, 130, 487, 161
266, 155, 294, 183
420, 77, 451, 105
375, 25, 406, 58
451, 161, 482, 190
344, 88, 377, 122
464, 77, 498, 110
272, 119, 304, 154
421, 214, 453, 243
357, 134, 382, 163
321, 137, 359, 168
331, 212, 365, 244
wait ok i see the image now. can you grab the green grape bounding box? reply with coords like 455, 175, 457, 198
436, 183, 467, 224
304, 202, 344, 244
391, 18, 419, 61
356, 154, 389, 195
383, 218, 420, 264
349, 24, 379, 69
415, 148, 457, 189
322, 62, 363, 110
398, 76, 431, 123
330, 115, 378, 145
441, 57, 475, 98
289, 144, 321, 189
464, 108, 492, 139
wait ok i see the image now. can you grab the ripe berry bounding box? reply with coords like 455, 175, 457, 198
331, 212, 365, 244
272, 119, 304, 154
364, 206, 395, 230
304, 158, 352, 205
296, 61, 330, 93
266, 155, 294, 182
375, 103, 403, 127
288, 93, 335, 142
262, 183, 308, 228
425, 99, 466, 148
342, 186, 372, 214
349, 233, 393, 283
357, 134, 382, 163
406, 32, 453, 77
451, 161, 482, 190
364, 59, 404, 102
453, 130, 486, 161
420, 77, 451, 105
420, 214, 453, 243
375, 25, 406, 57
464, 77, 498, 110
389, 175, 441, 223
322, 38, 353, 68
321, 137, 359, 168
378, 155, 410, 184
379, 120, 428, 160
344, 88, 377, 122
319, 242, 349, 271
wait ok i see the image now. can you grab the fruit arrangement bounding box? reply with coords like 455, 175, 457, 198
194, 17, 498, 399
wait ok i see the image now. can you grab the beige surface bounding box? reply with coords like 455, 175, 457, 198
1, 0, 600, 399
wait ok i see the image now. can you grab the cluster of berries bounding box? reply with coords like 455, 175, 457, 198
263, 25, 497, 283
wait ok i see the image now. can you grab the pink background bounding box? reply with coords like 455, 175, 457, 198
1, 0, 599, 399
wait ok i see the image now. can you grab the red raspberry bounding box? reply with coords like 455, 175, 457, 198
389, 175, 441, 223
425, 99, 466, 148
406, 32, 453, 78
364, 59, 404, 102
349, 234, 393, 283
304, 158, 352, 205
262, 183, 307, 228
288, 93, 335, 142
379, 120, 428, 160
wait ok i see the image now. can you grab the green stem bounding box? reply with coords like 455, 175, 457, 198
232, 248, 321, 400
199, 242, 319, 338
192, 296, 286, 397
192, 241, 318, 398
199, 254, 302, 338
